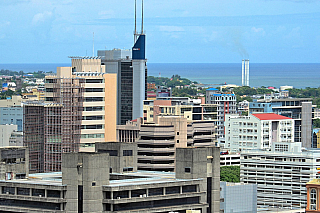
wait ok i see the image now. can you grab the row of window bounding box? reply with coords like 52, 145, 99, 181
105, 185, 197, 200
81, 134, 104, 139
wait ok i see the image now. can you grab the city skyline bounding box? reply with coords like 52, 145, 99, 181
0, 0, 319, 63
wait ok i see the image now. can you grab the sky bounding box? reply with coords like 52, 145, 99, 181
0, 0, 319, 63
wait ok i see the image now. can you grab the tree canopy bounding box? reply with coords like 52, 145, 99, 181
220, 166, 240, 183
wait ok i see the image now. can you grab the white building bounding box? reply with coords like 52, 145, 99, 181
225, 113, 294, 153
220, 153, 241, 166
0, 124, 17, 147
206, 88, 237, 144
241, 142, 320, 209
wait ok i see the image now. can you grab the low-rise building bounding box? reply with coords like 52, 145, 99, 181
306, 178, 320, 212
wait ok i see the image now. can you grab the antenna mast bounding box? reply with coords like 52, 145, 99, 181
141, 0, 144, 34
134, 0, 137, 43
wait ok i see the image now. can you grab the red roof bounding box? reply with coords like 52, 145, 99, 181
252, 113, 292, 120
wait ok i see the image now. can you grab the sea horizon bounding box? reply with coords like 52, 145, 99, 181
1, 62, 319, 89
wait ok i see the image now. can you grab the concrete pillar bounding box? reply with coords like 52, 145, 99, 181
129, 190, 131, 198
163, 187, 166, 195
111, 191, 113, 200
146, 188, 148, 197
45, 189, 47, 198
14, 187, 17, 195
180, 186, 183, 194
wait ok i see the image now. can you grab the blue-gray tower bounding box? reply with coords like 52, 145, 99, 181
132, 0, 147, 121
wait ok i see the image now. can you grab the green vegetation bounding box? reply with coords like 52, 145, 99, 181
288, 87, 320, 107
0, 89, 15, 99
220, 166, 240, 183
172, 87, 197, 97
314, 119, 320, 128
147, 75, 195, 88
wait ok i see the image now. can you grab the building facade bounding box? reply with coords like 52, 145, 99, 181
0, 143, 220, 213
225, 113, 294, 153
137, 116, 217, 172
241, 142, 320, 209
206, 88, 236, 143
143, 98, 217, 123
249, 98, 313, 147
306, 178, 320, 212
220, 182, 257, 213
0, 106, 23, 131
0, 124, 17, 147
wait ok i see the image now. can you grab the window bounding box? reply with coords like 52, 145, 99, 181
123, 150, 133, 156
310, 188, 317, 210
86, 79, 103, 83
185, 167, 191, 173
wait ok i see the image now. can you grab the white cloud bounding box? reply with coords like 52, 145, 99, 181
251, 27, 266, 36
32, 11, 53, 26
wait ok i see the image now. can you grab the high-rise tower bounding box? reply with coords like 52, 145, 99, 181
99, 0, 147, 124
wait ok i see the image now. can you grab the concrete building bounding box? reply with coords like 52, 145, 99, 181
0, 147, 28, 180
240, 142, 320, 209
220, 182, 257, 213
137, 116, 217, 172
0, 142, 220, 213
143, 98, 217, 123
0, 95, 22, 107
117, 119, 141, 143
220, 153, 241, 166
0, 124, 17, 147
224, 113, 294, 153
250, 98, 313, 147
0, 106, 23, 131
206, 88, 236, 143
8, 131, 23, 147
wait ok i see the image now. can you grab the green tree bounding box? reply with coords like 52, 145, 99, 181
314, 118, 320, 128
220, 166, 240, 182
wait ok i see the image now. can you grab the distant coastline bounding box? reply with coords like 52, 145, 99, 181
0, 63, 319, 89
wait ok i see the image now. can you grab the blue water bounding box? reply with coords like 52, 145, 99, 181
1, 63, 319, 89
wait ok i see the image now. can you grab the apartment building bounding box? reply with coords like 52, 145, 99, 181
241, 142, 320, 209
224, 113, 294, 152
206, 88, 237, 143
250, 98, 313, 147
143, 98, 217, 123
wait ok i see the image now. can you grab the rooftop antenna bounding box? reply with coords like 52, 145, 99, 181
141, 0, 144, 34
92, 32, 95, 57
134, 0, 138, 43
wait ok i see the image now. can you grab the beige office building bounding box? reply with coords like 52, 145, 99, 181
45, 58, 117, 152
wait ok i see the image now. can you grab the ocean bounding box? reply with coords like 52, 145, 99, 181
0, 63, 319, 89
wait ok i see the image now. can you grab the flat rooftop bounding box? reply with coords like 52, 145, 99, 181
0, 171, 202, 187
